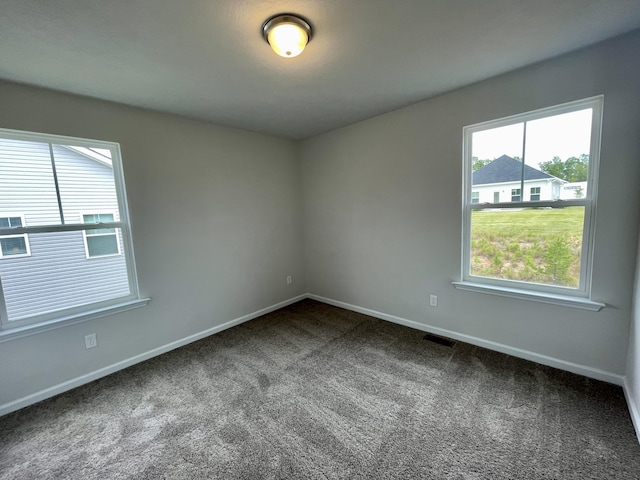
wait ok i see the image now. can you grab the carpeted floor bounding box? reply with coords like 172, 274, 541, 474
0, 299, 639, 479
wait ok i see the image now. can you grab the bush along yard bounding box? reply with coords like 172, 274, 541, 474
470, 206, 584, 287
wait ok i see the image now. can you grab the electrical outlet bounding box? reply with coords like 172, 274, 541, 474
84, 333, 98, 349
429, 295, 438, 307
286, 275, 292, 285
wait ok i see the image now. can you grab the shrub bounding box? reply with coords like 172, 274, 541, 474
543, 238, 573, 284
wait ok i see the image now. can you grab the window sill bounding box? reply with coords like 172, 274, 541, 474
451, 282, 604, 311
0, 298, 151, 343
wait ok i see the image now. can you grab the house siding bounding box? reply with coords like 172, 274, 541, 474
0, 139, 129, 321
559, 182, 587, 200
472, 179, 558, 203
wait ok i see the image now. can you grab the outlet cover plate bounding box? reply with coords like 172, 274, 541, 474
84, 333, 97, 349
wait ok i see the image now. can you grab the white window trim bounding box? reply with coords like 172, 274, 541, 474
452, 282, 605, 311
0, 298, 150, 343
81, 211, 122, 259
0, 213, 31, 259
0, 127, 147, 331
457, 96, 604, 308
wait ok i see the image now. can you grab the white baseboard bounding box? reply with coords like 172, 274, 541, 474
623, 378, 640, 445
0, 294, 307, 417
307, 294, 625, 386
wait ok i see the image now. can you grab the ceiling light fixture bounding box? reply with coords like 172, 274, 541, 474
262, 14, 312, 58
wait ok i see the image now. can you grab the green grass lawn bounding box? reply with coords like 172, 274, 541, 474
470, 206, 584, 287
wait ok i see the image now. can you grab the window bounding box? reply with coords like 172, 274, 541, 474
471, 192, 479, 204
458, 96, 603, 306
0, 215, 30, 258
0, 128, 146, 333
530, 187, 541, 201
83, 213, 120, 258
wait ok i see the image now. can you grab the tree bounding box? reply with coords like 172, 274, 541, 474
539, 155, 588, 182
472, 157, 492, 171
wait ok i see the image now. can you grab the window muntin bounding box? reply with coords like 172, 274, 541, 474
0, 128, 141, 329
0, 214, 30, 258
462, 97, 602, 297
83, 213, 120, 258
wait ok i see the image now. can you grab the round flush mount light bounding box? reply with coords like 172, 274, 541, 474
262, 14, 312, 58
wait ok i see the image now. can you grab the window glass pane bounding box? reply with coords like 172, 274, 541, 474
471, 123, 524, 205
0, 139, 62, 226
530, 187, 541, 201
0, 237, 27, 256
472, 123, 524, 161
87, 227, 116, 235
524, 109, 591, 184
55, 145, 119, 224
471, 109, 592, 205
84, 213, 116, 234
83, 213, 114, 224
0, 218, 8, 228
0, 231, 129, 322
8, 217, 22, 227
87, 234, 119, 257
470, 206, 585, 288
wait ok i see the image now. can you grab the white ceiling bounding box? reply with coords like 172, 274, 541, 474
1, 1, 640, 139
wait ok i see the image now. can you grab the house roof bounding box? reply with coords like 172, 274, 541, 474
63, 146, 112, 168
472, 155, 556, 186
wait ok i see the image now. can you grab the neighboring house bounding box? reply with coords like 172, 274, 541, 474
0, 138, 129, 321
471, 154, 565, 203
559, 181, 588, 200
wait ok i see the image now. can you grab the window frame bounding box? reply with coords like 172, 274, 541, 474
0, 213, 31, 259
81, 211, 122, 259
0, 127, 147, 335
458, 96, 604, 306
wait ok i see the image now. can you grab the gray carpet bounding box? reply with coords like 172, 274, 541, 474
0, 299, 639, 479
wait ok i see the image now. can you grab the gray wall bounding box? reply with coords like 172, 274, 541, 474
301, 31, 640, 376
0, 80, 305, 406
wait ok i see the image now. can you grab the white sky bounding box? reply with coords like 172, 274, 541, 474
472, 109, 592, 168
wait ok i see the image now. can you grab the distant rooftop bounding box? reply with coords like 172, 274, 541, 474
472, 155, 557, 186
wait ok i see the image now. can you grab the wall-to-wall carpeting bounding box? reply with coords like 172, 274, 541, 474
0, 299, 638, 479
